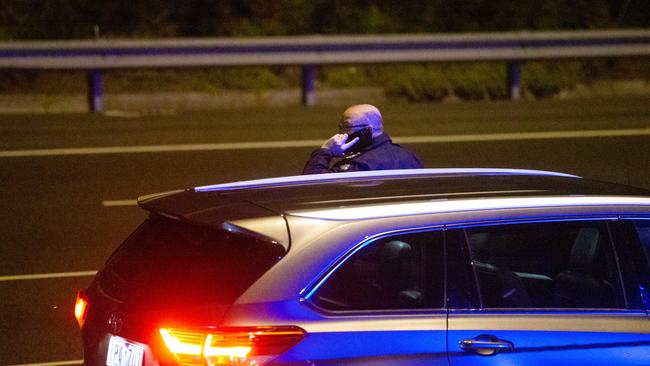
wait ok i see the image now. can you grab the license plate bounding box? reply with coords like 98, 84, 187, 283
106, 335, 144, 366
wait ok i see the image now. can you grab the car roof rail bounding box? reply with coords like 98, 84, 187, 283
286, 195, 650, 221
195, 168, 580, 192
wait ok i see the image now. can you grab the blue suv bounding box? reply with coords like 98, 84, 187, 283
76, 169, 650, 366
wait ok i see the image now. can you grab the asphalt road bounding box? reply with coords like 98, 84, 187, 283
1, 104, 649, 365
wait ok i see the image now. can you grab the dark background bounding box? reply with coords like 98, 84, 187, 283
2, 0, 649, 39
1, 1, 649, 364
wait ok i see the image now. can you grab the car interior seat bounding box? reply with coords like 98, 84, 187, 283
468, 233, 532, 308
553, 227, 615, 308
378, 240, 422, 307
472, 261, 532, 308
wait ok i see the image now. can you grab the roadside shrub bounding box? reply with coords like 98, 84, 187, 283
381, 65, 450, 102
105, 69, 209, 92
607, 59, 650, 80
1, 58, 644, 101
203, 67, 287, 90
103, 67, 288, 93
0, 70, 85, 93
376, 63, 508, 102
522, 61, 583, 98
320, 66, 370, 88
446, 63, 507, 100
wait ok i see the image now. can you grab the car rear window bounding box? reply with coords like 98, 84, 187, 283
99, 215, 285, 307
311, 230, 445, 311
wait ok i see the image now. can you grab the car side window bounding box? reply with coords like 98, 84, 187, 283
310, 230, 444, 311
461, 221, 626, 309
631, 220, 650, 308
634, 220, 650, 264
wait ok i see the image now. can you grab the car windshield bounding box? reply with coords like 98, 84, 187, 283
99, 215, 285, 308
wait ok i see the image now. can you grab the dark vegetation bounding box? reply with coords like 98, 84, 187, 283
0, 0, 648, 101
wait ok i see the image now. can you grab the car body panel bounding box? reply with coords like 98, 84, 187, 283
221, 301, 447, 365
448, 311, 650, 365
226, 216, 291, 248
277, 329, 447, 365
286, 196, 650, 221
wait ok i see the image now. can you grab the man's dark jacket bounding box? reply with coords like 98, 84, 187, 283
302, 133, 423, 174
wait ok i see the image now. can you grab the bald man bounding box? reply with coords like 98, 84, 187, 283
302, 104, 423, 174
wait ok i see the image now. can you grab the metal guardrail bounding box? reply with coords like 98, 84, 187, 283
1, 29, 649, 112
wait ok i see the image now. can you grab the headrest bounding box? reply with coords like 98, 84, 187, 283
381, 240, 412, 261
570, 228, 601, 269
379, 240, 413, 292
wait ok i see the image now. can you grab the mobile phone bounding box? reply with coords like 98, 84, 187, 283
345, 126, 373, 153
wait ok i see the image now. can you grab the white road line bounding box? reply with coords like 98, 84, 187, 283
8, 360, 83, 366
0, 139, 322, 157
101, 199, 138, 207
395, 127, 650, 143
0, 127, 648, 158
0, 271, 97, 282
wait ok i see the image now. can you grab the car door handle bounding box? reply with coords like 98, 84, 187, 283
459, 334, 514, 356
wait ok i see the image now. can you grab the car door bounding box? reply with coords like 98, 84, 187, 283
446, 219, 650, 366
296, 229, 448, 365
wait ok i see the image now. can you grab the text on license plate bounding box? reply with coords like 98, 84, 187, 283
107, 336, 145, 366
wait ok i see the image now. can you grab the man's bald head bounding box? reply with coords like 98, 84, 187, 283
341, 104, 383, 137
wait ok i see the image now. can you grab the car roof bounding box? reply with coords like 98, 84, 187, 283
138, 169, 650, 225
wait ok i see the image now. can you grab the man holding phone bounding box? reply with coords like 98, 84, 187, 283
302, 104, 423, 174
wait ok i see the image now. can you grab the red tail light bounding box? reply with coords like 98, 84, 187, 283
74, 290, 89, 328
159, 326, 305, 366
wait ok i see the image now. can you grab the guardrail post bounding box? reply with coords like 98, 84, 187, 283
507, 61, 521, 100
301, 65, 316, 106
87, 70, 103, 113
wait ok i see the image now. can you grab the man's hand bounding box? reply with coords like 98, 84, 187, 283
321, 133, 359, 156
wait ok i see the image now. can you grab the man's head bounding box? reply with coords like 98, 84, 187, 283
339, 104, 383, 138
